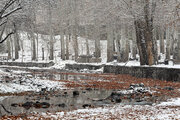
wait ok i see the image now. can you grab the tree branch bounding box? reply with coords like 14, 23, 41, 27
0, 20, 7, 27
0, 31, 14, 44
1, 6, 22, 19
0, 0, 17, 17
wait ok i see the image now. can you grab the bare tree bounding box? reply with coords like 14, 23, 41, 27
0, 0, 22, 44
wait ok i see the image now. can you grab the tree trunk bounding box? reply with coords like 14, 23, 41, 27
85, 27, 90, 55
119, 25, 128, 62
153, 27, 158, 64
42, 47, 44, 60
49, 34, 54, 60
31, 32, 36, 61
61, 31, 66, 60
107, 23, 114, 62
72, 26, 79, 61
14, 31, 19, 60
176, 28, 180, 60
134, 20, 148, 65
160, 27, 165, 54
6, 29, 11, 60
166, 27, 170, 60
94, 25, 101, 58
134, 0, 156, 66
65, 30, 69, 60
132, 29, 137, 59
115, 29, 121, 62
7, 36, 11, 60
48, 3, 54, 61
9, 35, 13, 60
36, 33, 39, 61
144, 0, 155, 65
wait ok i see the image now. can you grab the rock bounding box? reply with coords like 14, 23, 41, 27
109, 91, 122, 103
73, 91, 79, 96
86, 88, 92, 91
40, 88, 47, 95
41, 88, 47, 92
164, 86, 174, 91
139, 83, 145, 87
58, 103, 66, 108
113, 98, 122, 103
82, 104, 91, 108
130, 83, 145, 89
41, 102, 50, 108
33, 101, 41, 108
45, 96, 50, 100
82, 91, 86, 93
11, 103, 19, 107
22, 102, 34, 110
129, 84, 139, 89
5, 69, 11, 72
37, 84, 42, 87
110, 91, 122, 97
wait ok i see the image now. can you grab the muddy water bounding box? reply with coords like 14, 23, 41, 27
0, 89, 112, 116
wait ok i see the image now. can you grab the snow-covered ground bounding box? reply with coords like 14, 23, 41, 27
27, 98, 180, 120
0, 69, 65, 94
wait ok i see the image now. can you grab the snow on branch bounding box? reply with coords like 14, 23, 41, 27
1, 5, 22, 19
0, 0, 17, 17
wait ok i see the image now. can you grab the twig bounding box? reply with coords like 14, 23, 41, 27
0, 31, 14, 44
0, 104, 13, 115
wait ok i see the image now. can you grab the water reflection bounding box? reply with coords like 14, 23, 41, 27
0, 89, 112, 116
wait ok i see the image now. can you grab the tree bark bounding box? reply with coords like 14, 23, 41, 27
176, 28, 180, 60
115, 28, 121, 62
134, 20, 148, 65
160, 27, 165, 54
94, 25, 101, 58
85, 26, 90, 55
61, 30, 66, 60
42, 47, 44, 60
14, 31, 19, 60
119, 25, 128, 62
134, 0, 156, 66
132, 28, 137, 59
7, 36, 11, 60
6, 30, 11, 60
107, 23, 114, 62
65, 30, 69, 60
72, 26, 79, 61
166, 27, 170, 60
30, 32, 36, 61
36, 33, 39, 61
49, 33, 54, 60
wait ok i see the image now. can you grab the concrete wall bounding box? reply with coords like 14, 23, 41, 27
104, 65, 180, 82
0, 62, 54, 68
65, 64, 102, 70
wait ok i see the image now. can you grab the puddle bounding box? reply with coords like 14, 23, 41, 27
0, 89, 112, 116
